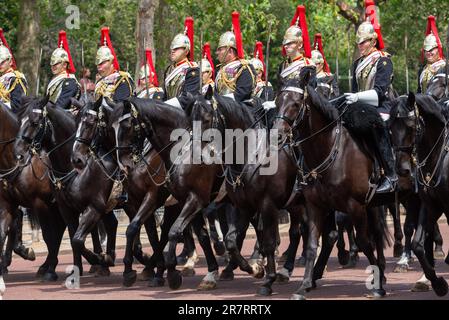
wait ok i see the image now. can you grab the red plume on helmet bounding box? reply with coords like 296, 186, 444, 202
184, 17, 194, 61
0, 28, 16, 69
141, 48, 158, 87
232, 11, 244, 59
100, 27, 120, 71
202, 42, 215, 79
421, 15, 444, 63
283, 5, 311, 58
253, 41, 266, 80
313, 34, 330, 73
364, 0, 384, 50
58, 30, 76, 74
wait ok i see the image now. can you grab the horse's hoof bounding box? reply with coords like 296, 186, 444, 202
312, 280, 317, 289
181, 267, 196, 277
197, 280, 217, 291
338, 250, 350, 266
138, 267, 155, 281
434, 249, 446, 260
176, 256, 188, 265
42, 271, 58, 282
342, 256, 358, 269
148, 277, 165, 287
393, 243, 404, 258
1, 267, 9, 275
167, 270, 183, 290
22, 248, 36, 261
366, 288, 386, 299
251, 263, 265, 279
219, 270, 234, 281
393, 264, 409, 273
277, 253, 288, 264
432, 277, 448, 297
89, 265, 100, 274
290, 293, 306, 300
411, 281, 430, 292
257, 286, 273, 296
297, 256, 306, 267
445, 254, 449, 265
275, 273, 290, 284
103, 254, 115, 267
95, 266, 111, 277
123, 270, 137, 287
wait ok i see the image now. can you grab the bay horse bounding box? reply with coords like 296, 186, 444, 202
72, 97, 183, 288
14, 97, 119, 277
107, 97, 225, 290
277, 82, 391, 299
0, 99, 65, 284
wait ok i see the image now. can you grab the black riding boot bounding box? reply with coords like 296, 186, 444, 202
372, 126, 398, 193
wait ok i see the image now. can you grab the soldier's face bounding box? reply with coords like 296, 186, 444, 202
357, 39, 375, 57
51, 62, 67, 75
0, 58, 12, 74
202, 71, 211, 84
170, 48, 187, 63
283, 41, 302, 58
316, 62, 323, 73
97, 59, 114, 77
425, 47, 439, 64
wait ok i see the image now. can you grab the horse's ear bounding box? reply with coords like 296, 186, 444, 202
407, 92, 415, 111
109, 101, 125, 127
41, 94, 50, 107
204, 85, 213, 100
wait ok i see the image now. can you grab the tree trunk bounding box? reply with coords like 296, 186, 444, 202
15, 0, 41, 96
135, 0, 159, 81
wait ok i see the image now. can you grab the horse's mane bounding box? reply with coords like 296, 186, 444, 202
128, 96, 189, 128
48, 104, 76, 129
306, 84, 339, 122
416, 93, 447, 124
214, 94, 255, 127
0, 100, 18, 122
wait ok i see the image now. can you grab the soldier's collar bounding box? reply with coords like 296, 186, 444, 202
291, 54, 304, 63
176, 58, 189, 67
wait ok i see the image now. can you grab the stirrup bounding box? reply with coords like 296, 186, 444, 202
376, 176, 397, 194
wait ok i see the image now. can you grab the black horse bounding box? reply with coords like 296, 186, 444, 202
401, 93, 449, 297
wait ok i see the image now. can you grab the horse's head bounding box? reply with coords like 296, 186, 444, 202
109, 98, 153, 173
273, 67, 314, 142
425, 74, 448, 101
188, 87, 217, 131
389, 93, 419, 177
14, 95, 51, 162
71, 97, 108, 170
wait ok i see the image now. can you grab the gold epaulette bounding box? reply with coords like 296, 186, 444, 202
379, 51, 391, 58
10, 70, 27, 95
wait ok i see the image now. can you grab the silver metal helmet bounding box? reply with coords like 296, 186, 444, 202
218, 31, 236, 49
356, 21, 377, 44
170, 34, 190, 51
249, 57, 264, 73
311, 50, 324, 65
283, 25, 303, 45
50, 47, 69, 66
201, 59, 212, 73
423, 33, 438, 52
96, 46, 114, 66
0, 44, 12, 65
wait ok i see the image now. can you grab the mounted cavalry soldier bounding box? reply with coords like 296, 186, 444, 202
163, 17, 199, 109
344, 0, 397, 193
215, 11, 256, 104
136, 48, 164, 100
277, 5, 315, 89
417, 15, 446, 99
250, 41, 274, 101
311, 33, 339, 99
95, 27, 134, 103
0, 28, 27, 113
47, 30, 80, 110
201, 43, 215, 95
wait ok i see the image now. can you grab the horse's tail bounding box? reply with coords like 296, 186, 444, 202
367, 206, 392, 249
